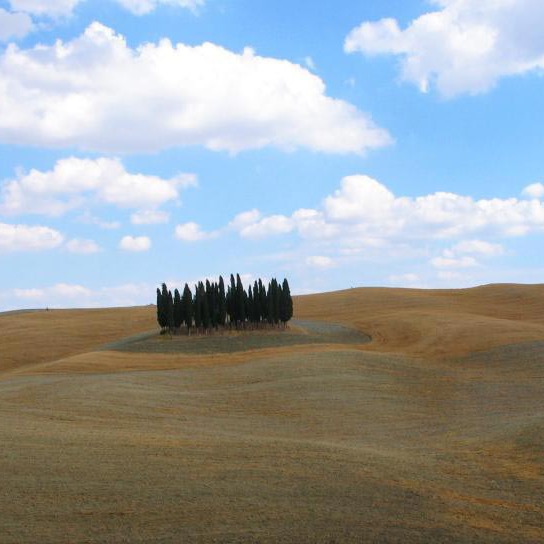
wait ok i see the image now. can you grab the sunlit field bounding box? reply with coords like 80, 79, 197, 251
1, 284, 543, 543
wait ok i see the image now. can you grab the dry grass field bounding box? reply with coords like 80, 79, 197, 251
1, 284, 543, 542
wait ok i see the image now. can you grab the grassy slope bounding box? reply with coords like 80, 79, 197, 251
0, 306, 156, 374
3, 283, 543, 375
1, 284, 543, 542
295, 283, 544, 359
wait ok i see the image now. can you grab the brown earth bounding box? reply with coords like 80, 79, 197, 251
0, 284, 543, 543
295, 283, 544, 359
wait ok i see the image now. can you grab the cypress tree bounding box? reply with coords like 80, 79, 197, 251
253, 280, 260, 326
259, 279, 267, 322
280, 278, 294, 325
156, 287, 162, 330
236, 274, 246, 327
167, 290, 174, 331
173, 288, 182, 330
201, 282, 211, 331
274, 279, 281, 325
182, 283, 193, 332
247, 286, 254, 325
218, 276, 227, 326
267, 281, 274, 324
159, 283, 169, 330
194, 284, 202, 331
229, 274, 237, 325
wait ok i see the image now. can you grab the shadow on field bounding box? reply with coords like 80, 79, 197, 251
99, 319, 371, 354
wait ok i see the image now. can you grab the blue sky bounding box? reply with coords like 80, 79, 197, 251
0, 0, 543, 309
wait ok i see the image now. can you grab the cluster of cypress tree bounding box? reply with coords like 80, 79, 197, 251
156, 273, 293, 334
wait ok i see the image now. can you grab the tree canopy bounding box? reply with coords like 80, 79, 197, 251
156, 274, 293, 333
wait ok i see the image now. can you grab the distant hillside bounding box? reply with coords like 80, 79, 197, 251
295, 283, 544, 359
2, 284, 543, 375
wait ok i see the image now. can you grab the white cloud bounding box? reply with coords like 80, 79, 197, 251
320, 175, 544, 239
13, 288, 44, 299
522, 182, 544, 199
444, 239, 504, 257
1, 157, 194, 217
188, 176, 544, 252
174, 222, 215, 242
0, 22, 391, 154
431, 255, 478, 269
189, 176, 544, 275
52, 282, 93, 298
345, 0, 544, 97
119, 235, 151, 252
239, 215, 294, 239
77, 212, 121, 230
9, 0, 79, 17
115, 0, 204, 15
0, 222, 63, 252
66, 238, 101, 254
0, 8, 33, 41
431, 238, 504, 270
304, 56, 316, 70
131, 210, 170, 225
8, 0, 202, 18
306, 256, 335, 269
228, 209, 262, 230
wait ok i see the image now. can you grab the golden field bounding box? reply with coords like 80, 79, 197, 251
1, 284, 543, 542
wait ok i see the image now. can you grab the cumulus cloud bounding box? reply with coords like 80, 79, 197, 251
10, 281, 145, 308
0, 222, 63, 252
320, 175, 544, 239
119, 235, 151, 251
444, 239, 504, 257
8, 0, 203, 18
0, 23, 391, 154
306, 256, 335, 269
131, 210, 170, 225
66, 238, 101, 254
345, 0, 544, 97
9, 0, 80, 17
1, 157, 195, 217
522, 182, 544, 199
115, 0, 204, 15
431, 238, 504, 270
0, 8, 33, 41
431, 255, 478, 269
185, 175, 544, 257
174, 222, 216, 242
239, 215, 294, 239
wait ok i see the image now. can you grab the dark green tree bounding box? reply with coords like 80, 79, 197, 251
201, 282, 211, 331
267, 280, 274, 324
274, 280, 281, 325
167, 290, 174, 331
158, 283, 169, 331
218, 276, 227, 326
259, 279, 267, 323
156, 287, 162, 329
173, 288, 182, 330
194, 284, 202, 331
280, 278, 294, 325
252, 280, 261, 326
235, 273, 246, 327
182, 283, 193, 332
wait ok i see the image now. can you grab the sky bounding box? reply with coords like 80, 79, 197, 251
0, 0, 543, 309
